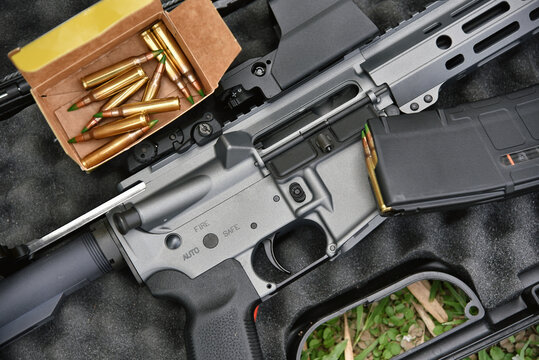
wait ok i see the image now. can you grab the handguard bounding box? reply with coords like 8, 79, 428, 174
146, 259, 263, 360
365, 85, 539, 214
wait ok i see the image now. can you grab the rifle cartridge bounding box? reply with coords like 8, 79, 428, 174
142, 55, 166, 101
95, 97, 181, 118
82, 77, 148, 133
81, 50, 162, 89
151, 22, 205, 96
70, 114, 151, 143
365, 124, 378, 166
69, 67, 146, 111
140, 30, 194, 104
81, 120, 158, 168
361, 131, 390, 214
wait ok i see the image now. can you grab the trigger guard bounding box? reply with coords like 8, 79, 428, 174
235, 250, 277, 298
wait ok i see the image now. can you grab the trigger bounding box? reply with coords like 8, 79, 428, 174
263, 236, 291, 274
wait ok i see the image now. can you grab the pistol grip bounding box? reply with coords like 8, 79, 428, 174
146, 259, 263, 360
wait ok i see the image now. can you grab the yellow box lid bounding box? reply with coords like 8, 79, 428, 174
11, 0, 156, 73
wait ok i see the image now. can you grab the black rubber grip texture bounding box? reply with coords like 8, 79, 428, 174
146, 259, 263, 360
368, 85, 539, 213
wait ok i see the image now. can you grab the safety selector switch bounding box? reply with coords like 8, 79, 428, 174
289, 182, 306, 203
203, 233, 219, 249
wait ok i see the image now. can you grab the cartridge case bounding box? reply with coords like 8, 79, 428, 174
81, 51, 160, 89
140, 30, 193, 101
75, 114, 150, 142
362, 134, 390, 213
365, 125, 378, 166
92, 66, 146, 101
83, 76, 148, 132
71, 67, 146, 110
142, 57, 166, 101
81, 123, 155, 169
100, 97, 181, 118
151, 22, 204, 94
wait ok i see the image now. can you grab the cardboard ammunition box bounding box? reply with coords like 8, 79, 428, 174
9, 0, 240, 171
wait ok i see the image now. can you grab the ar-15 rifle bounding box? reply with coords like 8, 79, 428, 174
0, 0, 538, 359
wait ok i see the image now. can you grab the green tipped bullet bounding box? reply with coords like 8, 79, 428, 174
81, 51, 161, 89
68, 137, 77, 144
72, 113, 152, 143
198, 89, 205, 97
142, 54, 166, 101
68, 104, 78, 112
94, 112, 103, 118
149, 119, 158, 128
187, 96, 194, 105
364, 123, 377, 165
153, 49, 164, 56
361, 130, 365, 139
81, 76, 149, 134
81, 121, 157, 169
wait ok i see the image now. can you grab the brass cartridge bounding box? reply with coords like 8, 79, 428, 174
365, 124, 378, 166
95, 97, 181, 118
140, 29, 194, 103
70, 114, 151, 143
142, 55, 166, 101
81, 50, 162, 89
151, 22, 205, 96
82, 76, 148, 133
81, 120, 158, 169
361, 131, 391, 214
69, 67, 146, 111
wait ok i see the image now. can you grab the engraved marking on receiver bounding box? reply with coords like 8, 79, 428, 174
183, 247, 200, 260
193, 221, 210, 233
223, 224, 240, 238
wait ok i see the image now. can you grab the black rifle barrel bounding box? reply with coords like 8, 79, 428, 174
0, 221, 123, 347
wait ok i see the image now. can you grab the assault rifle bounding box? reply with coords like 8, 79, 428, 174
1, 0, 538, 359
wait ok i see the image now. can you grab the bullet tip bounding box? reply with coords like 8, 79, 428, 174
153, 49, 164, 56
187, 96, 194, 104
94, 112, 103, 118
81, 127, 89, 134
149, 119, 158, 128
198, 89, 205, 97
68, 104, 78, 112
68, 137, 77, 144
160, 54, 166, 64
365, 123, 371, 133
361, 130, 365, 138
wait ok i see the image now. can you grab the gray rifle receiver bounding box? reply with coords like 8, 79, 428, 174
0, 0, 538, 359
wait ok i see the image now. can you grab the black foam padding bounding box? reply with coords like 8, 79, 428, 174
0, 1, 538, 359
368, 86, 539, 212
